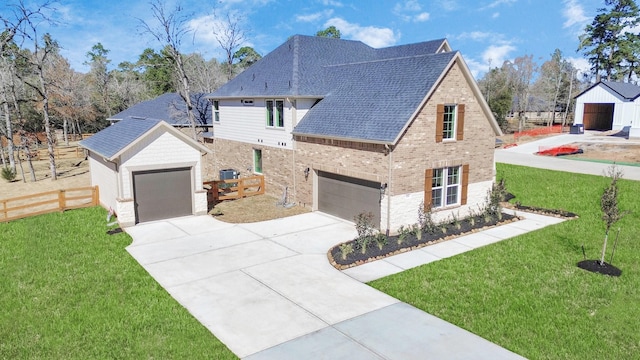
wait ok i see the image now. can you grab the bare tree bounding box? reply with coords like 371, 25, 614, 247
4, 1, 58, 180
16, 34, 60, 180
1, 0, 54, 172
0, 60, 17, 171
212, 11, 246, 81
505, 55, 538, 134
183, 53, 226, 93
138, 0, 198, 140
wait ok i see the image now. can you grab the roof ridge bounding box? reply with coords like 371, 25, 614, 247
322, 50, 456, 68
291, 35, 299, 95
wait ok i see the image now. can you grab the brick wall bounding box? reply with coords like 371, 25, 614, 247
293, 137, 389, 209
391, 60, 495, 195
211, 138, 294, 198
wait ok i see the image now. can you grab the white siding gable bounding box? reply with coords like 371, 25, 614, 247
118, 128, 203, 199
214, 98, 319, 149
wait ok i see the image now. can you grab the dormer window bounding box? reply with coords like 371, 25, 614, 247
266, 99, 284, 128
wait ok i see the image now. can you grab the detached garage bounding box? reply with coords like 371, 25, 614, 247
574, 80, 640, 137
79, 117, 211, 226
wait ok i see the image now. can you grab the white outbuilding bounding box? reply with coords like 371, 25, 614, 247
574, 80, 640, 138
79, 117, 211, 226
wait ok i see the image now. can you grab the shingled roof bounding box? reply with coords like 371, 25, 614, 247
599, 81, 640, 101
108, 93, 212, 126
209, 35, 498, 143
79, 117, 210, 161
294, 51, 457, 143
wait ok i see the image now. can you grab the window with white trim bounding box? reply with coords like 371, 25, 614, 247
266, 99, 284, 128
442, 104, 456, 140
253, 149, 262, 174
431, 166, 460, 208
213, 100, 220, 122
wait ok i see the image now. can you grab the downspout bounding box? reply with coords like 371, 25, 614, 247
385, 143, 392, 234
291, 99, 297, 203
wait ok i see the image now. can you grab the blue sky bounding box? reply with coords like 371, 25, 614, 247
5, 0, 604, 77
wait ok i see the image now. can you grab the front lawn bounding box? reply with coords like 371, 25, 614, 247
370, 164, 640, 359
0, 207, 236, 359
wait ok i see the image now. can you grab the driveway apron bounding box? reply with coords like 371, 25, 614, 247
126, 212, 524, 359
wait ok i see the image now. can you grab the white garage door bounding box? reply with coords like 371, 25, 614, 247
317, 171, 381, 227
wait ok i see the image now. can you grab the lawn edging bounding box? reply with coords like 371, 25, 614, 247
328, 213, 523, 270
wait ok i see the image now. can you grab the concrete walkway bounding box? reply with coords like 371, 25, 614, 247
495, 132, 640, 180
125, 209, 563, 359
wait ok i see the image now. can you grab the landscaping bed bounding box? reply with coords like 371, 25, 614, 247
329, 213, 521, 270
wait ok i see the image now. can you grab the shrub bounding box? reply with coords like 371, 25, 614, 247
356, 235, 372, 254
411, 223, 422, 240
374, 233, 388, 250
1, 166, 16, 182
339, 243, 354, 260
354, 212, 375, 239
484, 178, 507, 219
418, 201, 436, 233
450, 212, 461, 230
354, 212, 375, 254
397, 225, 411, 245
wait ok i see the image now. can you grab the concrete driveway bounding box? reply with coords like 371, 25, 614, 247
125, 213, 524, 359
496, 132, 640, 180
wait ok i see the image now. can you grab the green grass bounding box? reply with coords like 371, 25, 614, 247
370, 164, 640, 359
0, 207, 237, 359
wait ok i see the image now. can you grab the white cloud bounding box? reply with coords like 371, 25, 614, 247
296, 9, 334, 22
562, 0, 589, 28
319, 0, 344, 7
456, 31, 495, 41
440, 0, 459, 11
485, 0, 516, 9
415, 12, 430, 22
394, 0, 422, 12
324, 18, 398, 47
482, 44, 516, 66
567, 56, 590, 76
492, 12, 500, 19
188, 13, 252, 58
394, 1, 430, 22
468, 43, 516, 76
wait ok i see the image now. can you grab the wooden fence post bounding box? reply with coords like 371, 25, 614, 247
2, 199, 7, 220
93, 186, 100, 206
238, 178, 245, 198
58, 190, 66, 211
212, 181, 219, 202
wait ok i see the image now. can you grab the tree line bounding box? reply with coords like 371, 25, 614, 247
2, 0, 637, 181
0, 0, 260, 181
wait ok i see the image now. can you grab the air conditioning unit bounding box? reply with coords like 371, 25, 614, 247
219, 169, 238, 180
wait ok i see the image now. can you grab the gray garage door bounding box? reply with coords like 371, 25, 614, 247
317, 171, 381, 227
133, 167, 193, 223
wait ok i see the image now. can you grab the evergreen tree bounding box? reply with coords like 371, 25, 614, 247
578, 0, 640, 82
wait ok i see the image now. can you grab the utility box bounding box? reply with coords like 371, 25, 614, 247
219, 169, 238, 180
570, 124, 584, 134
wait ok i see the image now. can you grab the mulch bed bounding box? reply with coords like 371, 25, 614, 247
329, 213, 520, 270
502, 192, 579, 219
577, 260, 622, 277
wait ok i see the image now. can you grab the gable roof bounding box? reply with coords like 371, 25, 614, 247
209, 36, 450, 98
577, 80, 640, 102
79, 117, 210, 161
293, 51, 457, 143
108, 93, 212, 126
209, 35, 501, 143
